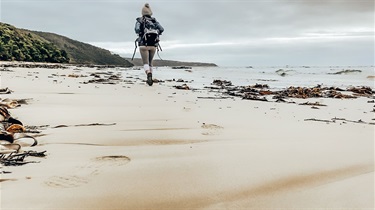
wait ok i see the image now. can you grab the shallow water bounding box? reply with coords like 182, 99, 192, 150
147, 66, 375, 90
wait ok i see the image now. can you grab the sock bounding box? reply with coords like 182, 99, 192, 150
144, 64, 150, 73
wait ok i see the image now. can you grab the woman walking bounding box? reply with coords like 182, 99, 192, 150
135, 3, 164, 86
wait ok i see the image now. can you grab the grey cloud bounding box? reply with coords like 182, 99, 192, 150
1, 0, 373, 66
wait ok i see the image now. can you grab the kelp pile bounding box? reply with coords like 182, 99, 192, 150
1, 93, 44, 169
207, 80, 374, 102
1, 150, 46, 166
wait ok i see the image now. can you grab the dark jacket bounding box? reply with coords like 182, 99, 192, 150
134, 15, 164, 46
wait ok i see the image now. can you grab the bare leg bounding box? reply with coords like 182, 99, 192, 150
139, 46, 155, 86
148, 47, 156, 73
139, 46, 151, 74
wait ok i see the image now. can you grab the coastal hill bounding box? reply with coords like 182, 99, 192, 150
0, 22, 133, 67
30, 30, 133, 67
0, 22, 69, 63
0, 22, 217, 67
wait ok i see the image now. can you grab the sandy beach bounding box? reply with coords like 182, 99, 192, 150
0, 63, 374, 209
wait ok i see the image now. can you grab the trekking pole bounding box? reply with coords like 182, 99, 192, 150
156, 43, 163, 60
131, 38, 138, 60
158, 43, 162, 51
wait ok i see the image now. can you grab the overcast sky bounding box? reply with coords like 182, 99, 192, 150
1, 0, 374, 66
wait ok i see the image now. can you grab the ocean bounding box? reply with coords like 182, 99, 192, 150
138, 66, 375, 90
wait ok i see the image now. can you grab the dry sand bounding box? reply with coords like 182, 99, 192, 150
0, 64, 374, 209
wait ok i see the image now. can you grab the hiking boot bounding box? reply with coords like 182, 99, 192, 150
146, 73, 153, 86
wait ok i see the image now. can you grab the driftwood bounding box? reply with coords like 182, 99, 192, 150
304, 118, 374, 125
328, 69, 362, 75
197, 96, 233, 100
299, 102, 327, 106
0, 88, 12, 94
53, 123, 116, 128
23, 123, 116, 133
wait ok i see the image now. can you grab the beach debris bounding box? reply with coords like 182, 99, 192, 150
1, 106, 44, 171
0, 143, 20, 154
0, 88, 12, 94
68, 74, 87, 78
1, 107, 38, 145
171, 66, 192, 69
197, 96, 233, 100
174, 84, 190, 90
274, 97, 288, 103
207, 81, 374, 103
0, 150, 46, 166
275, 69, 295, 77
299, 101, 327, 106
251, 84, 269, 89
53, 122, 116, 128
304, 117, 374, 125
0, 98, 29, 109
95, 155, 130, 163
152, 78, 163, 84
347, 86, 374, 95
23, 123, 116, 132
0, 98, 20, 109
83, 78, 117, 85
367, 76, 375, 80
242, 94, 268, 102
201, 123, 223, 129
212, 80, 232, 87
0, 67, 12, 72
83, 71, 123, 85
0, 63, 67, 69
24, 125, 49, 133
201, 123, 223, 135
257, 79, 278, 82
328, 69, 362, 75
0, 107, 11, 122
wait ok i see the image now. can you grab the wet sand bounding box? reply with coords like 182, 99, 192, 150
0, 63, 374, 209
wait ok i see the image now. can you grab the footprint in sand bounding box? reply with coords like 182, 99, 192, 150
44, 155, 131, 188
201, 123, 223, 136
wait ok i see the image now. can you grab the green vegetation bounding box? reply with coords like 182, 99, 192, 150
31, 30, 133, 66
0, 22, 133, 67
0, 22, 69, 63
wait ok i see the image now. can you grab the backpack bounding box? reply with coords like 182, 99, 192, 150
140, 17, 159, 46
